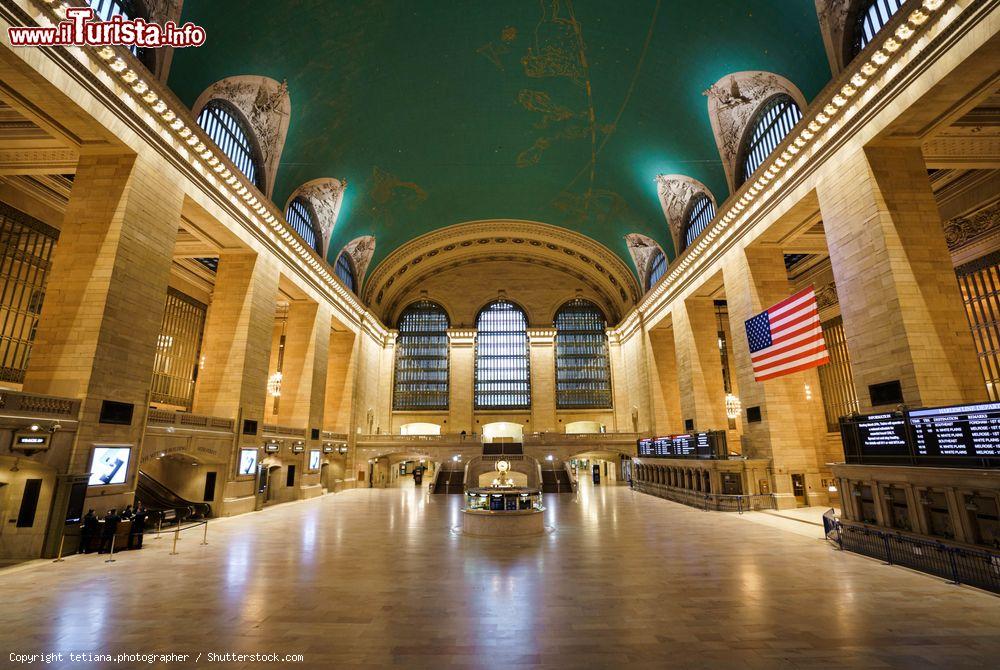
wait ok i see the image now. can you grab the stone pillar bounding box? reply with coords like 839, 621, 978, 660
193, 250, 279, 513
325, 330, 358, 434
671, 297, 728, 433
23, 153, 182, 510
647, 326, 682, 435
722, 245, 829, 508
816, 146, 986, 409
276, 300, 331, 499
447, 329, 476, 435
527, 328, 557, 433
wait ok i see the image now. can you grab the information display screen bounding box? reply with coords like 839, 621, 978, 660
839, 401, 1000, 467
238, 448, 258, 476
309, 450, 321, 470
637, 431, 727, 459
88, 446, 131, 486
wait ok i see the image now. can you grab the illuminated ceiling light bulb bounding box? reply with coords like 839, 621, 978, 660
909, 10, 929, 25
132, 81, 148, 94
110, 58, 127, 73
833, 95, 848, 107
122, 70, 138, 83
804, 384, 813, 401
171, 119, 184, 130
194, 142, 206, 153
788, 145, 800, 154
178, 126, 192, 138
872, 50, 889, 65
922, 0, 944, 11
267, 372, 282, 397
142, 92, 157, 104
808, 121, 821, 132
895, 24, 914, 40
861, 63, 878, 77
883, 38, 900, 53
162, 110, 176, 122
97, 46, 115, 60
816, 113, 830, 124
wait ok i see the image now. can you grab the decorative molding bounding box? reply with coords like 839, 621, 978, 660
192, 75, 291, 198
654, 174, 716, 253
703, 71, 808, 193
344, 235, 376, 287
624, 233, 663, 293
286, 177, 347, 258
0, 147, 77, 173
815, 281, 840, 310
944, 200, 1000, 251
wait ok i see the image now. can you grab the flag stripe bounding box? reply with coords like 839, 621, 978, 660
744, 285, 829, 382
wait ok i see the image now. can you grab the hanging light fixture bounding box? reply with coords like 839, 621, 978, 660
725, 393, 742, 420
267, 371, 283, 398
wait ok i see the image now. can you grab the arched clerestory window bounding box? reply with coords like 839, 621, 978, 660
334, 252, 356, 293
285, 197, 322, 253
196, 100, 265, 190
739, 94, 802, 187
646, 250, 667, 292
851, 0, 905, 57
393, 301, 450, 411
682, 193, 716, 251
475, 300, 530, 410
88, 1, 155, 68
554, 299, 612, 409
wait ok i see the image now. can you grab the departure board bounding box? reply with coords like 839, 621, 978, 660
909, 403, 1000, 458
636, 431, 727, 459
839, 402, 1000, 467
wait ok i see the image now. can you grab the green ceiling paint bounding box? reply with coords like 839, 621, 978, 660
169, 0, 830, 277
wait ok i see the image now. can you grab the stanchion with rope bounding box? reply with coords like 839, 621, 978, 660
155, 515, 163, 540
169, 525, 180, 556
52, 535, 66, 563
200, 521, 208, 546
104, 536, 116, 563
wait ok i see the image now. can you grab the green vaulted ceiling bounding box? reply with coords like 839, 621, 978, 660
169, 1, 831, 277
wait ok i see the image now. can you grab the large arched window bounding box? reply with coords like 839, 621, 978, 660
682, 193, 716, 251
475, 300, 530, 410
285, 197, 321, 253
739, 94, 803, 187
852, 0, 904, 57
647, 250, 667, 291
554, 299, 612, 409
335, 252, 356, 292
393, 301, 449, 411
196, 100, 264, 189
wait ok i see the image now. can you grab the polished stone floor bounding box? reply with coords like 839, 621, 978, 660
1, 482, 999, 669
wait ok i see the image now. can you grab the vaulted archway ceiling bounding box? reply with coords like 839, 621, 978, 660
169, 1, 830, 277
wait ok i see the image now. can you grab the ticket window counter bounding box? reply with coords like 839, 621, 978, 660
920, 490, 956, 541
855, 484, 878, 525
721, 473, 743, 495
964, 493, 1000, 549
882, 485, 913, 532
791, 474, 806, 505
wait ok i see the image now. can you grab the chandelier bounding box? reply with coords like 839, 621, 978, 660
267, 371, 283, 398
725, 393, 742, 420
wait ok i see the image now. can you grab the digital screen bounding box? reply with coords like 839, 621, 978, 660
309, 450, 321, 470
88, 446, 131, 486
637, 432, 726, 459
238, 448, 258, 476
840, 401, 1000, 466
909, 402, 1000, 458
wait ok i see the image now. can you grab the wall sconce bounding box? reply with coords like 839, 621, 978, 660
804, 384, 813, 401
725, 393, 742, 421
267, 372, 282, 398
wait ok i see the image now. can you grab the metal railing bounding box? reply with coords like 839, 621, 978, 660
634, 480, 776, 513
827, 517, 1000, 594
262, 423, 307, 438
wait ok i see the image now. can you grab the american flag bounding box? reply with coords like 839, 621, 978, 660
744, 286, 829, 382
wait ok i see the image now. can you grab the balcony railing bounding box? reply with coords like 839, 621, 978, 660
146, 409, 234, 433
0, 390, 80, 419
262, 424, 307, 438
634, 480, 776, 513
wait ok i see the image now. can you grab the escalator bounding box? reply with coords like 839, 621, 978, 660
541, 468, 574, 494
432, 462, 465, 494
135, 471, 211, 522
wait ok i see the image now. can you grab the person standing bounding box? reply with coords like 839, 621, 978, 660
129, 504, 147, 549
100, 509, 120, 554
80, 509, 98, 554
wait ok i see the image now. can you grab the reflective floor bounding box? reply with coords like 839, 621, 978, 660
2, 484, 999, 669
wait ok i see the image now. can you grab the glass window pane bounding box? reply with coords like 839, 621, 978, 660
475, 301, 530, 410
555, 299, 612, 409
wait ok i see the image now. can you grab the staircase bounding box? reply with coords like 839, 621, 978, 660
136, 471, 212, 521
541, 467, 574, 494
432, 461, 466, 494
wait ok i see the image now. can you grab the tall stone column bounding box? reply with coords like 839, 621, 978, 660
646, 326, 682, 435
722, 246, 829, 508
275, 299, 331, 498
816, 146, 986, 409
671, 296, 728, 434
23, 153, 183, 509
325, 330, 358, 434
447, 329, 476, 435
527, 328, 557, 433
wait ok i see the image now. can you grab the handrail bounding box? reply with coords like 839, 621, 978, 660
634, 480, 776, 513
147, 409, 234, 432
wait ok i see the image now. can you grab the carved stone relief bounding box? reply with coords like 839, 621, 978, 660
703, 71, 808, 193
192, 76, 291, 198
814, 0, 854, 76
138, 0, 183, 81
287, 178, 347, 258
624, 233, 664, 293
344, 236, 376, 287
944, 200, 1000, 250
655, 174, 716, 254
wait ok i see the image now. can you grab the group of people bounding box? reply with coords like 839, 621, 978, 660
79, 504, 150, 554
